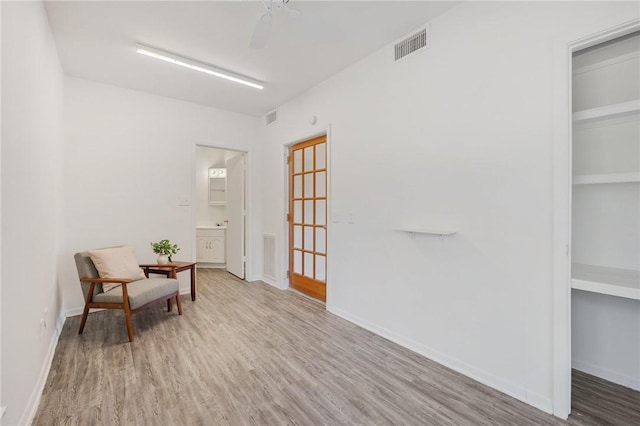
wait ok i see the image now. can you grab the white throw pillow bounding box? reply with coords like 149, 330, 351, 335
88, 246, 146, 293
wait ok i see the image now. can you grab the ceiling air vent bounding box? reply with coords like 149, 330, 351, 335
265, 110, 278, 125
395, 28, 429, 61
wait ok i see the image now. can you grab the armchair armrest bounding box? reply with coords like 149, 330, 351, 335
80, 277, 133, 284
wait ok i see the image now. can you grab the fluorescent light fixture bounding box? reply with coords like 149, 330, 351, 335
136, 44, 264, 90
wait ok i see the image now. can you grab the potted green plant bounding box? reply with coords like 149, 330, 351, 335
151, 239, 180, 264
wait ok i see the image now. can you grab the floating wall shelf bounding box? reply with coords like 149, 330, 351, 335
394, 227, 457, 236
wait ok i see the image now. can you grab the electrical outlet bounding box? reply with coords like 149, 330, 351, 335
178, 196, 190, 206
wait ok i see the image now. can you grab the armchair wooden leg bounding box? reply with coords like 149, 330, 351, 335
122, 284, 134, 342
167, 299, 173, 312
79, 282, 95, 335
122, 305, 134, 342
79, 303, 90, 334
124, 309, 134, 342
176, 293, 182, 315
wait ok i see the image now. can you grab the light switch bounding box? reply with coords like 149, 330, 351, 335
178, 196, 190, 206
348, 212, 355, 224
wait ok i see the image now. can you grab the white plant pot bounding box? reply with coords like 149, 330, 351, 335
157, 254, 169, 265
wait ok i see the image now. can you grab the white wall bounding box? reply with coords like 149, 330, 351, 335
0, 0, 6, 424
1, 2, 65, 424
0, 0, 3, 419
61, 77, 261, 312
260, 1, 640, 414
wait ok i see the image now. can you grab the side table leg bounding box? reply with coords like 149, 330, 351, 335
191, 266, 196, 301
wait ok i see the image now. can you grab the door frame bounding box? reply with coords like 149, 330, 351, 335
551, 18, 640, 419
282, 126, 332, 303
192, 143, 252, 279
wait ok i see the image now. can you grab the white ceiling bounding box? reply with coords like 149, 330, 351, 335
44, 1, 458, 117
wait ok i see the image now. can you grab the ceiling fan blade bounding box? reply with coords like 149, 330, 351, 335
249, 13, 273, 50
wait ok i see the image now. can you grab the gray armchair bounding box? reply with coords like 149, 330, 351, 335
74, 249, 182, 342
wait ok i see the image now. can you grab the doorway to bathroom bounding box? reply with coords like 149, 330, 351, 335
195, 145, 246, 279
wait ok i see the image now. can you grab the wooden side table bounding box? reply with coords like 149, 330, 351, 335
141, 261, 197, 301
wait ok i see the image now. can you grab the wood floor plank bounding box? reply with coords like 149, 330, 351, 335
571, 369, 640, 426
32, 269, 639, 425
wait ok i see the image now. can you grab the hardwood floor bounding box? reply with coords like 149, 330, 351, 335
33, 269, 638, 425
571, 369, 640, 425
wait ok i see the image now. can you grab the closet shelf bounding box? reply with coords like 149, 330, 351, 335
573, 51, 640, 75
573, 172, 640, 185
573, 99, 640, 123
572, 263, 640, 300
394, 227, 457, 236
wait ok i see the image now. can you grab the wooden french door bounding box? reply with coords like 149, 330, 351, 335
288, 135, 327, 301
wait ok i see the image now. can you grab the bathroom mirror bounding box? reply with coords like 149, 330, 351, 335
208, 168, 226, 205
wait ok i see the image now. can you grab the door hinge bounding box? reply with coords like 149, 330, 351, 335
286, 270, 290, 280
286, 213, 290, 222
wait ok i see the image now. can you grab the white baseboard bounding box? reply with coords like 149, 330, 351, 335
259, 276, 287, 290
56, 312, 66, 334
328, 306, 553, 414
19, 310, 65, 425
525, 390, 554, 414
65, 306, 85, 317
573, 359, 640, 391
